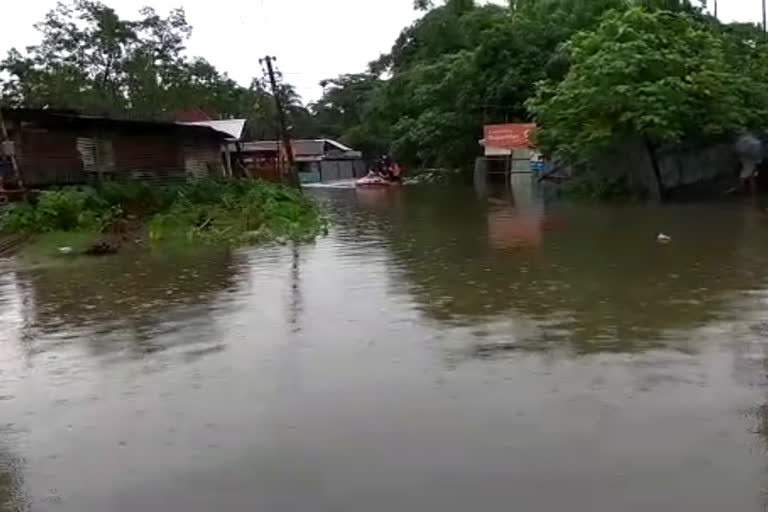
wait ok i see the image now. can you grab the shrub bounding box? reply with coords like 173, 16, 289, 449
0, 203, 38, 234
98, 181, 172, 215
0, 187, 108, 233
35, 189, 91, 231
0, 179, 325, 245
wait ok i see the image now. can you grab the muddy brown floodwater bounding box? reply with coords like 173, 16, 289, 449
4, 185, 768, 511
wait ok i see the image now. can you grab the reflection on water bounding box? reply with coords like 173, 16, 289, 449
0, 445, 27, 512
378, 188, 768, 354
3, 187, 768, 511
14, 249, 245, 362
487, 201, 544, 249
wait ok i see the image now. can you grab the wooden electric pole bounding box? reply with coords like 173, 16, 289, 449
764, 0, 767, 35
713, 0, 717, 19
261, 56, 300, 189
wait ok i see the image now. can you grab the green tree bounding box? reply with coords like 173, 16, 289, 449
312, 74, 381, 142
0, 0, 315, 134
315, 0, 627, 166
527, 8, 766, 164
1, 0, 137, 111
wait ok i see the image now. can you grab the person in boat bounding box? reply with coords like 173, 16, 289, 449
360, 167, 386, 184
377, 155, 393, 180
390, 162, 403, 183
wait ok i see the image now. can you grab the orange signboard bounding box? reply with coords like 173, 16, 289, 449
484, 123, 536, 149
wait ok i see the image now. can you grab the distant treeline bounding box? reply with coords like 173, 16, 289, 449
0, 0, 316, 140
5, 0, 768, 177
312, 0, 768, 173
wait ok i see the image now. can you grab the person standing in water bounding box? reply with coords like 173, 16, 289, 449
735, 134, 764, 194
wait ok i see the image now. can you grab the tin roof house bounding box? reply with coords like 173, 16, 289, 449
0, 108, 238, 187
238, 139, 365, 183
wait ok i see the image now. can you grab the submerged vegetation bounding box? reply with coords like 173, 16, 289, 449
145, 180, 325, 245
0, 180, 325, 257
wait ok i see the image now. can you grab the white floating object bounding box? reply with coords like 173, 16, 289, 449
657, 233, 671, 243
58, 246, 73, 254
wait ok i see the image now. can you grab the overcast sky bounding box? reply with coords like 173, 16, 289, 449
0, 0, 761, 104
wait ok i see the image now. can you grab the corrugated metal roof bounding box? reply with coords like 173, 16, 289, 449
239, 140, 323, 156
239, 139, 354, 156
2, 108, 233, 141
295, 140, 325, 156
179, 119, 246, 140
240, 141, 279, 153
324, 139, 353, 152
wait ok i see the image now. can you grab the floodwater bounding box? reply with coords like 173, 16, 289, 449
4, 184, 768, 511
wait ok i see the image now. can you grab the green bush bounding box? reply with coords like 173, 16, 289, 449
35, 189, 92, 231
147, 179, 324, 244
0, 187, 108, 233
0, 179, 325, 246
0, 203, 38, 233
98, 181, 173, 215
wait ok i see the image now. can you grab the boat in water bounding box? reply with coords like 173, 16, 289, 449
356, 158, 403, 188
355, 175, 400, 188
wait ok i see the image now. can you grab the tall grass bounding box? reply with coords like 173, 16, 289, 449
0, 179, 325, 245
148, 180, 325, 244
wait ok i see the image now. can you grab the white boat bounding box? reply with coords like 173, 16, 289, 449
355, 175, 400, 188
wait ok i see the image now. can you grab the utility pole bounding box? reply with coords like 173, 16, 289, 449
260, 56, 300, 189
764, 0, 767, 36
713, 0, 717, 19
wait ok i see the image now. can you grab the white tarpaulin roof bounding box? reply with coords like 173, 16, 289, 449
179, 119, 246, 140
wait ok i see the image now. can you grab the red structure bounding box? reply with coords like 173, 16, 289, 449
175, 108, 215, 123
483, 124, 536, 150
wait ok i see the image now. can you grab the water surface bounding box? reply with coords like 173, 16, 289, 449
3, 186, 768, 511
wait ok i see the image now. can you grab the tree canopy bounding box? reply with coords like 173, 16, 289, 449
0, 0, 316, 137
314, 0, 640, 166
313, 0, 767, 170
527, 7, 768, 163
5, 0, 766, 171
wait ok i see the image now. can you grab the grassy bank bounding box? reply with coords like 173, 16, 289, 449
0, 180, 325, 259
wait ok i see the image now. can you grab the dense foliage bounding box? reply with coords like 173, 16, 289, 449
312, 0, 632, 167
5, 0, 768, 175
528, 7, 768, 164
147, 179, 325, 244
0, 180, 325, 246
313, 0, 768, 172
0, 0, 316, 138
